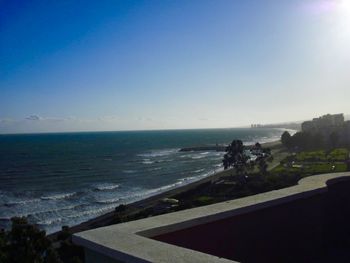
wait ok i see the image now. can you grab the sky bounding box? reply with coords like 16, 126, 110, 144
1, 0, 350, 133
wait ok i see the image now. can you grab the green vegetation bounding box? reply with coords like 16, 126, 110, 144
294, 148, 349, 162
223, 140, 247, 172
223, 140, 271, 174
0, 218, 83, 263
272, 163, 347, 176
194, 196, 215, 206
328, 148, 349, 161
0, 217, 61, 263
272, 147, 349, 177
281, 131, 326, 151
295, 150, 327, 162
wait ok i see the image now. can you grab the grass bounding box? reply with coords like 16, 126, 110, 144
295, 150, 327, 162
294, 148, 349, 162
194, 196, 215, 206
271, 162, 348, 176
328, 148, 349, 161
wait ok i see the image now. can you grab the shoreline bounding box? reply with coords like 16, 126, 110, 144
49, 140, 283, 238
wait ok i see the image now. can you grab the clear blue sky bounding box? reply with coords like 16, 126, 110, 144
1, 0, 349, 133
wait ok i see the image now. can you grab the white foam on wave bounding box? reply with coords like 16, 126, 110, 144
29, 204, 83, 217
130, 182, 184, 200
142, 159, 154, 164
66, 205, 116, 219
123, 170, 137, 174
37, 217, 63, 226
138, 148, 179, 158
191, 155, 206, 159
41, 192, 76, 200
95, 197, 121, 204
149, 167, 162, 171
95, 183, 120, 191
5, 198, 41, 207
178, 176, 197, 182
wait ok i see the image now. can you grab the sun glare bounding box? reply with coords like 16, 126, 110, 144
337, 0, 350, 31
332, 0, 350, 48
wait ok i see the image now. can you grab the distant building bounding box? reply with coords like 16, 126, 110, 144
302, 114, 344, 133
301, 113, 350, 146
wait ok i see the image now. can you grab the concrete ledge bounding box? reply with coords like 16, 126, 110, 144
73, 172, 350, 263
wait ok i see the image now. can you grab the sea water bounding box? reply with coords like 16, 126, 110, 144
0, 128, 291, 233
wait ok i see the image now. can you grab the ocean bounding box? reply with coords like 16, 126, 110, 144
0, 128, 290, 233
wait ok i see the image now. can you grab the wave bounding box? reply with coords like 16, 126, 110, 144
191, 155, 206, 159
141, 181, 184, 196
149, 167, 162, 171
41, 192, 76, 200
94, 184, 120, 191
138, 148, 179, 158
95, 197, 121, 204
178, 176, 197, 182
37, 217, 63, 226
123, 170, 136, 174
28, 204, 84, 217
4, 198, 41, 207
66, 205, 116, 219
142, 159, 154, 164
194, 168, 205, 173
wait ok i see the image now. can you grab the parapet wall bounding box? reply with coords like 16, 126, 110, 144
73, 172, 350, 263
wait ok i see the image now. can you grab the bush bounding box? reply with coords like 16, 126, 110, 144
115, 204, 127, 213
296, 151, 326, 162
194, 196, 215, 206
328, 148, 349, 161
0, 217, 62, 263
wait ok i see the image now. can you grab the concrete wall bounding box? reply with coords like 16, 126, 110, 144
85, 248, 124, 263
73, 172, 350, 263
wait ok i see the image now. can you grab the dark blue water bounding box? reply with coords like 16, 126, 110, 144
0, 128, 289, 233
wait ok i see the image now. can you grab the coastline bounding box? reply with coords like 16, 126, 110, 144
49, 140, 283, 238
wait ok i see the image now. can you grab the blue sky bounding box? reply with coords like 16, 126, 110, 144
1, 0, 349, 133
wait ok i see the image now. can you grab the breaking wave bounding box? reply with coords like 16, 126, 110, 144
94, 184, 120, 191
41, 192, 76, 200
138, 148, 179, 158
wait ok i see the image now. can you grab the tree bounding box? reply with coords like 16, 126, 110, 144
330, 131, 339, 148
0, 217, 62, 263
258, 159, 268, 175
281, 131, 291, 148
255, 142, 262, 150
223, 140, 248, 174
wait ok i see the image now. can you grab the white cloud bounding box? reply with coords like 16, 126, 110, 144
25, 115, 42, 121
